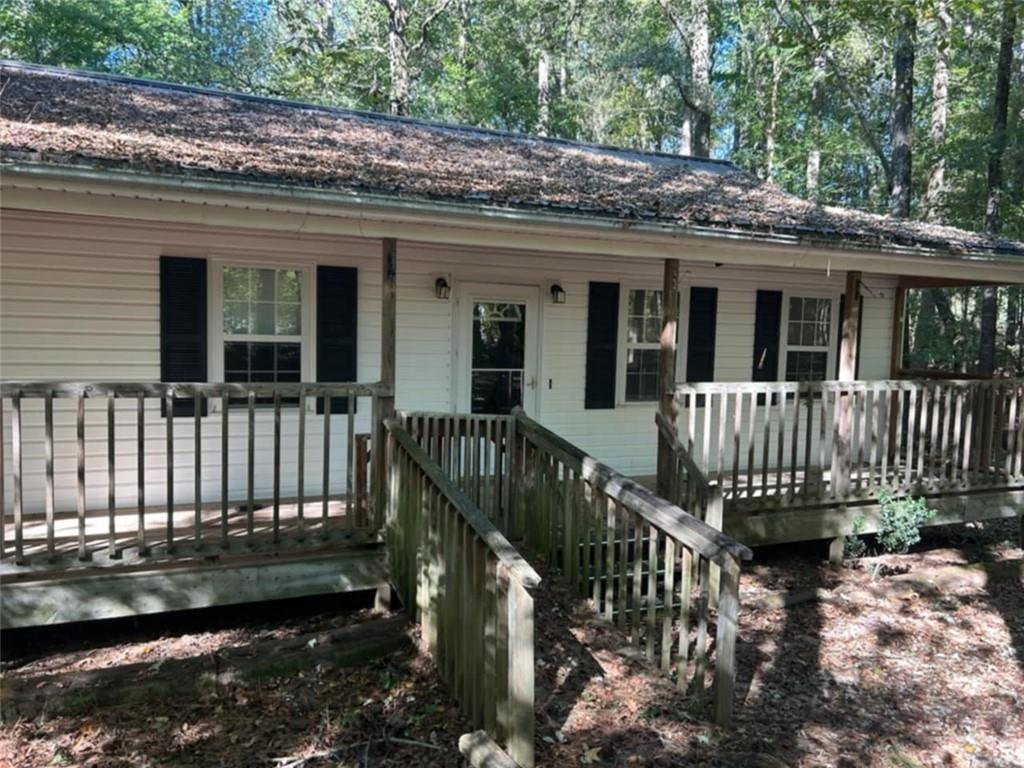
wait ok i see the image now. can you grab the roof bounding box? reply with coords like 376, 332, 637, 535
2, 61, 1023, 259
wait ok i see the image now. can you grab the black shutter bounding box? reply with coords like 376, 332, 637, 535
752, 290, 783, 382
685, 287, 718, 383
317, 265, 358, 414
835, 295, 865, 379
160, 256, 207, 417
584, 282, 619, 409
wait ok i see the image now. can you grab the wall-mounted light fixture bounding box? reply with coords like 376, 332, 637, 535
549, 282, 566, 304
434, 276, 451, 300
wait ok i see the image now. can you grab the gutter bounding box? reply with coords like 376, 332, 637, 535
3, 159, 1024, 280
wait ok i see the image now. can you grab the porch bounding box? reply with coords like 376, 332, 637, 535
658, 377, 1024, 546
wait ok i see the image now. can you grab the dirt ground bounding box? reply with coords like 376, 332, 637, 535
2, 519, 1022, 768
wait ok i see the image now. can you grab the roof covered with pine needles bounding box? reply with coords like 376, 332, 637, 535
2, 62, 1022, 258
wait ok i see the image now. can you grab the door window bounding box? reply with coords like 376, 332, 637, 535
471, 301, 526, 414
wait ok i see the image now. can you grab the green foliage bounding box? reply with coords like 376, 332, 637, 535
875, 491, 937, 554
843, 515, 868, 558
1, 0, 1022, 245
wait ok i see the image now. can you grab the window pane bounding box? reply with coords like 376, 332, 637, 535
276, 303, 301, 335
803, 298, 819, 321
785, 350, 828, 382
788, 322, 802, 345
473, 303, 525, 368
253, 302, 275, 335
277, 270, 301, 302
814, 320, 831, 346
645, 290, 662, 317
224, 267, 251, 300
645, 317, 662, 344
224, 301, 250, 334
790, 297, 803, 319
471, 370, 523, 414
250, 342, 275, 372
801, 323, 818, 346
627, 317, 644, 343
625, 348, 659, 401
628, 290, 645, 316
224, 342, 249, 372
253, 269, 276, 302
276, 343, 301, 372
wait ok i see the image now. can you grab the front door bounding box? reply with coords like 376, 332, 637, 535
455, 283, 539, 416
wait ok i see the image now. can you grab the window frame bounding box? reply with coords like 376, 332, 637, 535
778, 291, 840, 382
207, 258, 316, 410
615, 285, 687, 405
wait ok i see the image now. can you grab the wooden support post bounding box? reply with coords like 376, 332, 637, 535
888, 285, 907, 462
374, 238, 398, 526
836, 271, 862, 499
657, 258, 680, 498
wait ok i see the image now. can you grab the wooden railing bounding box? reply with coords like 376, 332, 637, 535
675, 378, 1024, 510
0, 381, 386, 565
399, 412, 516, 533
511, 408, 752, 726
384, 417, 539, 768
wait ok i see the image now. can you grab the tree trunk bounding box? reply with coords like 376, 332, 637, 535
806, 51, 825, 199
384, 0, 411, 115
537, 50, 551, 136
680, 111, 693, 155
688, 0, 712, 157
889, 4, 916, 219
979, 286, 999, 376
985, 0, 1018, 235
922, 0, 951, 222
764, 53, 781, 180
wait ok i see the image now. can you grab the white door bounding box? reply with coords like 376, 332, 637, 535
454, 283, 540, 416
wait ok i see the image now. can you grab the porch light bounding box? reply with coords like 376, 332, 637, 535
434, 276, 451, 300
550, 282, 566, 304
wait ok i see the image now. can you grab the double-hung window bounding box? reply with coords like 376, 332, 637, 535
782, 295, 835, 382
624, 288, 663, 402
219, 266, 308, 399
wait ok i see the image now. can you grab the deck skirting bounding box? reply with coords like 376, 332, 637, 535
0, 543, 388, 628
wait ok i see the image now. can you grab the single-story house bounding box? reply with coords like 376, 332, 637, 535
2, 61, 1023, 629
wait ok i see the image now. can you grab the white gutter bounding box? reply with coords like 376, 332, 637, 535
3, 160, 1024, 283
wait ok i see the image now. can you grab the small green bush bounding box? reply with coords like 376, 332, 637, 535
875, 491, 936, 554
843, 516, 868, 558
842, 494, 937, 559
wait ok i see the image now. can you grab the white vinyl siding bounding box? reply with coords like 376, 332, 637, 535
0, 207, 900, 505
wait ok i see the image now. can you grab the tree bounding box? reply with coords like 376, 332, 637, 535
658, 0, 712, 157
375, 0, 453, 115
921, 0, 951, 221
889, 1, 916, 219
984, 0, 1018, 234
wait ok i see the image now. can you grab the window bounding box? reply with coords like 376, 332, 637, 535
783, 296, 834, 381
221, 266, 304, 389
624, 288, 663, 401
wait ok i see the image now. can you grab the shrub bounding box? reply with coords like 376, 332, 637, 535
875, 491, 936, 554
843, 516, 868, 558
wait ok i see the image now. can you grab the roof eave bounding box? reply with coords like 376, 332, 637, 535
2, 157, 1023, 271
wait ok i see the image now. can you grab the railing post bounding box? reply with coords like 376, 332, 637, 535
656, 258, 680, 498
506, 577, 535, 768
713, 555, 741, 727
705, 484, 723, 608
374, 238, 398, 529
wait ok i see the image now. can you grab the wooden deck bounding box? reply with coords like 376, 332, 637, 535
0, 381, 387, 628
658, 377, 1024, 548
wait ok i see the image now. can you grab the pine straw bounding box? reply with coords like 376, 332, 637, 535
2, 521, 1021, 768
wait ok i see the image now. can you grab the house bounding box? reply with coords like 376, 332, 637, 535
5, 60, 1024, 764
1, 60, 1023, 624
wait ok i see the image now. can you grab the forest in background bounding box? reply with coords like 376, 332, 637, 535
1, 0, 1022, 374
